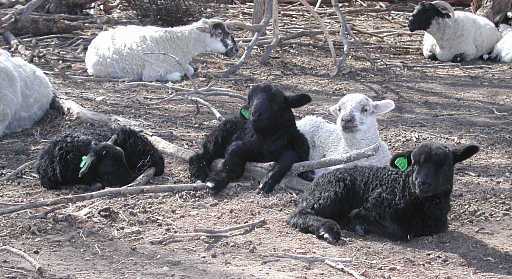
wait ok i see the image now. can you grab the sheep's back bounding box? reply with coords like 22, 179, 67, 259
297, 116, 341, 161
0, 50, 53, 136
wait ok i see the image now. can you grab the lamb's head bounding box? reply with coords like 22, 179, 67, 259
390, 142, 479, 198
195, 18, 238, 58
408, 1, 455, 32
244, 83, 311, 135
329, 93, 394, 135
78, 141, 133, 187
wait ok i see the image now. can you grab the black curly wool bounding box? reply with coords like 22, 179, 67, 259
287, 142, 479, 243
113, 127, 165, 176
188, 83, 313, 194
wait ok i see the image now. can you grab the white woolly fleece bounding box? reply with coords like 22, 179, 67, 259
0, 49, 53, 137
422, 11, 501, 61
489, 24, 512, 62
297, 93, 395, 177
85, 19, 231, 82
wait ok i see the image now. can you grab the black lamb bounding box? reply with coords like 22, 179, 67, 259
188, 83, 314, 194
36, 127, 164, 191
287, 141, 479, 243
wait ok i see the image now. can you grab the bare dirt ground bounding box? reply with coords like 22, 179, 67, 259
1, 2, 511, 279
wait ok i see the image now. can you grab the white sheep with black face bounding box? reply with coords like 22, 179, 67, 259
0, 49, 53, 137
486, 11, 512, 62
408, 1, 501, 62
297, 93, 395, 177
85, 18, 238, 82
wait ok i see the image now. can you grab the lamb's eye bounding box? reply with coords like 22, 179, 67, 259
361, 106, 368, 113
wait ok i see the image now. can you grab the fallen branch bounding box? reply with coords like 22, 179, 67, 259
0, 181, 249, 216
152, 218, 266, 245
325, 260, 367, 279
268, 253, 352, 263
195, 218, 266, 234
124, 167, 155, 187
0, 246, 43, 276
0, 159, 36, 183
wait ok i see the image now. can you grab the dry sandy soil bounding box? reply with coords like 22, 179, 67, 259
1, 2, 511, 279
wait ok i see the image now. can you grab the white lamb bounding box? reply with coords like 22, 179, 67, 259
297, 93, 395, 177
408, 1, 501, 62
487, 12, 512, 62
0, 49, 53, 137
85, 18, 238, 82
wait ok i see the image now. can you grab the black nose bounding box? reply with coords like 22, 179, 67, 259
341, 114, 355, 124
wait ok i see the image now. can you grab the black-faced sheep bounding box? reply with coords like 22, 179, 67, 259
287, 141, 479, 243
297, 93, 395, 177
0, 49, 53, 137
85, 18, 238, 82
188, 84, 313, 194
408, 1, 500, 62
36, 127, 164, 191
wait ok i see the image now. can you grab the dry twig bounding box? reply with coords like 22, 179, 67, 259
0, 246, 43, 276
268, 253, 352, 263
0, 159, 36, 183
325, 260, 367, 279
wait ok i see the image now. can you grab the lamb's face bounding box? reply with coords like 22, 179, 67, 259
408, 1, 453, 32
247, 84, 311, 134
391, 142, 479, 198
79, 143, 133, 187
329, 93, 395, 135
199, 21, 238, 58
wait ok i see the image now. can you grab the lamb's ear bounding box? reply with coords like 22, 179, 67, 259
373, 100, 395, 115
78, 153, 96, 178
432, 1, 455, 18
390, 150, 412, 170
452, 144, 479, 165
329, 104, 340, 117
286, 94, 311, 108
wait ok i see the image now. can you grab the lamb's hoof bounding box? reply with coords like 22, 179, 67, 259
317, 221, 342, 244
427, 53, 438, 61
259, 181, 276, 194
87, 182, 105, 192
298, 170, 315, 182
206, 176, 228, 195
354, 225, 365, 236
452, 53, 464, 63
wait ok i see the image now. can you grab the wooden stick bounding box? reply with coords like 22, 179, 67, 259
325, 260, 367, 279
0, 246, 43, 275
184, 96, 225, 121
195, 218, 266, 234
0, 182, 257, 216
0, 159, 36, 183
124, 167, 155, 187
152, 218, 266, 244
268, 253, 352, 263
260, 0, 280, 63
0, 0, 47, 30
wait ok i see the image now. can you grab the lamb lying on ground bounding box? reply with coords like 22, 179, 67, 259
408, 1, 500, 62
36, 127, 164, 191
188, 83, 313, 194
0, 49, 53, 137
287, 141, 479, 243
85, 18, 238, 82
297, 93, 395, 177
486, 11, 512, 62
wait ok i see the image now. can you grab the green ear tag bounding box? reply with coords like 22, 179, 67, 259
80, 156, 87, 168
240, 107, 249, 120
394, 156, 408, 171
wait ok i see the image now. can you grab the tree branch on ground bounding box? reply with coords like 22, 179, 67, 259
325, 260, 367, 279
0, 246, 44, 276
268, 253, 352, 263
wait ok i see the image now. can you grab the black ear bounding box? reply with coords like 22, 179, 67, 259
78, 153, 96, 178
452, 144, 479, 164
390, 150, 412, 170
286, 94, 312, 108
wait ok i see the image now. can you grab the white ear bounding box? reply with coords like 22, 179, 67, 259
373, 100, 395, 115
196, 26, 210, 33
329, 104, 340, 117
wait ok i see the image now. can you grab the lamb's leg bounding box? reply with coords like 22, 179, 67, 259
206, 141, 250, 194
259, 150, 299, 193
451, 53, 465, 63
287, 207, 342, 244
188, 119, 241, 182
349, 208, 407, 241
